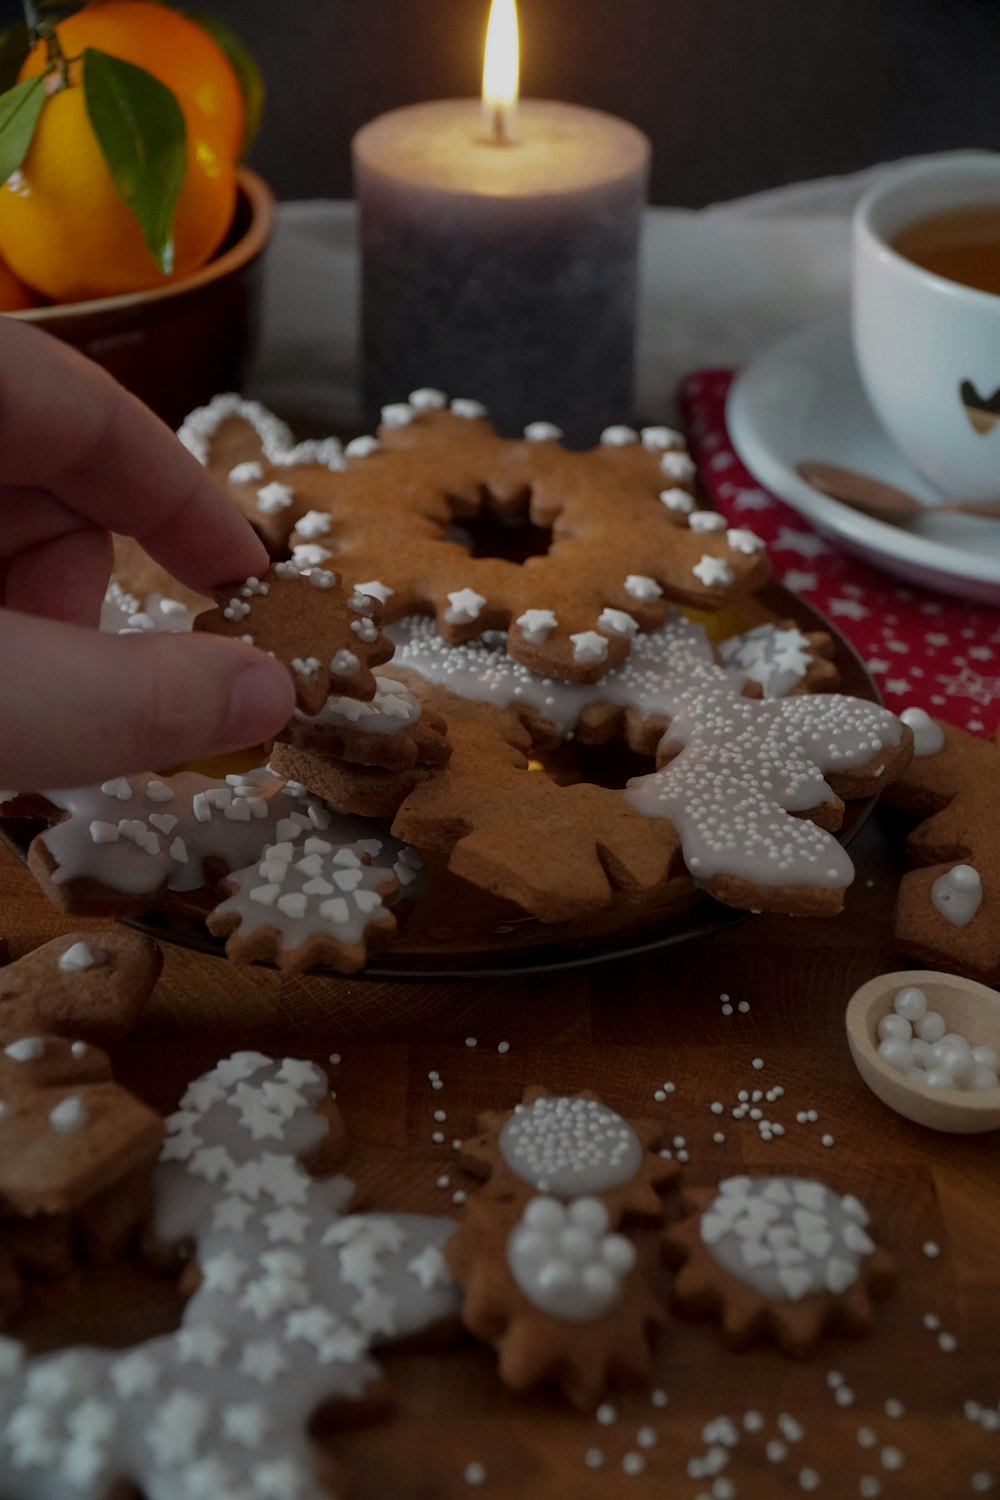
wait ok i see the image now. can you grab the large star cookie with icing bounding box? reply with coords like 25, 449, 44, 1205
180, 391, 770, 686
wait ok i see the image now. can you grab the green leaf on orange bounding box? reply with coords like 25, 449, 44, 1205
0, 74, 46, 186
185, 8, 264, 155
82, 47, 187, 275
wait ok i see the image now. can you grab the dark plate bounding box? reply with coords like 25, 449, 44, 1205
0, 583, 879, 980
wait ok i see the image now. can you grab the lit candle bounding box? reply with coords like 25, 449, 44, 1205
352, 0, 650, 445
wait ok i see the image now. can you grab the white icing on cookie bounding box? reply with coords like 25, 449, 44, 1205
256, 482, 295, 516
700, 1176, 874, 1301
408, 388, 448, 412
35, 771, 337, 899
355, 581, 395, 605
178, 394, 345, 471
641, 426, 684, 451
626, 690, 901, 892
101, 585, 197, 638
444, 589, 487, 625
900, 707, 945, 758
57, 942, 105, 973
295, 510, 333, 541
660, 487, 695, 515
506, 1196, 636, 1321
624, 576, 663, 603
450, 399, 488, 420
718, 623, 815, 699
600, 425, 639, 446
346, 435, 381, 459
515, 609, 558, 645
212, 832, 411, 959
597, 609, 639, 639
692, 555, 734, 587
660, 450, 696, 481
0, 1055, 457, 1500
499, 1096, 642, 1195
931, 864, 983, 927
570, 631, 609, 665
381, 403, 416, 429
296, 678, 422, 735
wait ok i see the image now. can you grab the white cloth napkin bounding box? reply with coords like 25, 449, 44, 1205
247, 150, 984, 429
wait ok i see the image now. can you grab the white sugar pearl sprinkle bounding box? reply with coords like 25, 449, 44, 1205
464, 1462, 487, 1486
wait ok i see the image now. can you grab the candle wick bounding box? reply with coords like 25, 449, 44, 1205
491, 102, 511, 146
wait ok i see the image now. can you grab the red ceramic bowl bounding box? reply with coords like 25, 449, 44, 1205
5, 167, 273, 429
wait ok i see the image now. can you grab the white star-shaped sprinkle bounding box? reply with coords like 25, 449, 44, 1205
570, 631, 609, 664
262, 1206, 311, 1244
223, 1401, 270, 1448
239, 1340, 290, 1385
211, 1196, 256, 1232
284, 1306, 339, 1345
692, 554, 734, 587
176, 1325, 228, 1367
445, 588, 487, 624
108, 1351, 159, 1398
407, 1244, 451, 1290
145, 1390, 209, 1465
252, 1456, 311, 1498
350, 1286, 398, 1337
200, 1249, 249, 1294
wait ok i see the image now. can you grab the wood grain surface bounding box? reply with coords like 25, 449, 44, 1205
2, 803, 998, 1498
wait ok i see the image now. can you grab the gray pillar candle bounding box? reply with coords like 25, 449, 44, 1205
353, 99, 650, 448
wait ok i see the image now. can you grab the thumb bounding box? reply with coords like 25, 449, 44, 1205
0, 608, 295, 790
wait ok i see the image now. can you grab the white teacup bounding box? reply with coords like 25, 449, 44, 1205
853, 152, 1000, 501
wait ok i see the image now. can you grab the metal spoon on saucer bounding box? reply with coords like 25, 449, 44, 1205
797, 462, 1000, 524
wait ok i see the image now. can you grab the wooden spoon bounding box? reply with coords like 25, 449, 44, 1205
798, 462, 1000, 524
846, 969, 1000, 1134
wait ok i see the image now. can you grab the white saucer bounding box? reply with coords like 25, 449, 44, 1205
727, 314, 1000, 605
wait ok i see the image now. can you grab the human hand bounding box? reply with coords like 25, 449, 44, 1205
0, 320, 295, 790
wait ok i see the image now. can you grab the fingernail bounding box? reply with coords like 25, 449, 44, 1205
224, 661, 295, 748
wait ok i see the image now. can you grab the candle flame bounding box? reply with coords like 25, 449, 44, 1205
482, 0, 519, 144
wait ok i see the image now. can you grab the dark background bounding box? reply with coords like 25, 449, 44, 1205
3, 0, 999, 203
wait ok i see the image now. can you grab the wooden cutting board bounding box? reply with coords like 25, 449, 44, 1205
1, 811, 997, 1500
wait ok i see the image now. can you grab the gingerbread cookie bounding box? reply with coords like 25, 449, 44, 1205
269, 741, 440, 821
388, 641, 909, 920
458, 1087, 678, 1222
388, 674, 683, 922
7, 768, 340, 918
0, 931, 164, 1323
885, 717, 1000, 981
664, 1176, 896, 1357
181, 390, 770, 685
445, 1190, 663, 1409
280, 676, 452, 773
195, 563, 394, 716
388, 608, 754, 753
447, 1086, 674, 1407
207, 831, 415, 974
0, 1051, 460, 1499
717, 620, 838, 698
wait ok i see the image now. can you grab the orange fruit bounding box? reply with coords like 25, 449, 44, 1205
21, 0, 244, 159
0, 84, 236, 302
0, 253, 40, 310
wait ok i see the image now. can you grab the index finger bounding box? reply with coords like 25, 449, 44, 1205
0, 320, 268, 593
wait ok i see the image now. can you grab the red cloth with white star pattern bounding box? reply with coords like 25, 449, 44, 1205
679, 371, 1000, 737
